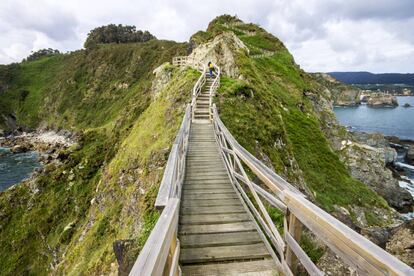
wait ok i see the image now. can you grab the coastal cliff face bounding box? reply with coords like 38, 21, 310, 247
0, 15, 412, 274
312, 73, 361, 106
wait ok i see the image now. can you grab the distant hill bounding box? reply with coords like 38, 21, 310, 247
328, 72, 414, 85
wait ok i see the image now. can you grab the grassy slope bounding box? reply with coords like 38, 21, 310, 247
212, 17, 389, 217
0, 41, 200, 275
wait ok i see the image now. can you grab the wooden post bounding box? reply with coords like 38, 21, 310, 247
285, 212, 303, 274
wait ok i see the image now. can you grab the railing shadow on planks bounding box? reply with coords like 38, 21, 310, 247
129, 56, 414, 276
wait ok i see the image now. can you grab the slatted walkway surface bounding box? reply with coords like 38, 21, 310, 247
178, 80, 278, 275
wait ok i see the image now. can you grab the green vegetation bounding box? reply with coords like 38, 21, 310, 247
84, 24, 156, 48
23, 48, 61, 62
0, 39, 200, 275
213, 17, 390, 215
0, 15, 396, 275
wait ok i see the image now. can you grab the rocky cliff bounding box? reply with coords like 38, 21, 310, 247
366, 93, 399, 107
312, 73, 361, 106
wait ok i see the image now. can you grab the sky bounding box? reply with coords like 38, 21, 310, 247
0, 0, 413, 73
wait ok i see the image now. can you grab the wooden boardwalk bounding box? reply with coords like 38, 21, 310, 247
131, 59, 414, 276
178, 80, 278, 275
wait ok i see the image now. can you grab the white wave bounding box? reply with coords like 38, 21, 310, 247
395, 162, 414, 171
399, 181, 414, 198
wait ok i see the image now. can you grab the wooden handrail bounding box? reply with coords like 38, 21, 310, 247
129, 199, 180, 276
133, 56, 414, 276
211, 103, 414, 275
155, 105, 191, 210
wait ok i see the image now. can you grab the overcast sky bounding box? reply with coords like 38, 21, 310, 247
0, 0, 413, 73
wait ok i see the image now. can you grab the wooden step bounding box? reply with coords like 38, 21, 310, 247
180, 231, 261, 248
180, 205, 245, 215
182, 193, 239, 200
182, 183, 230, 190
181, 189, 235, 196
184, 179, 232, 185
181, 198, 241, 207
181, 259, 277, 275
180, 213, 250, 226
179, 221, 256, 235
180, 244, 270, 264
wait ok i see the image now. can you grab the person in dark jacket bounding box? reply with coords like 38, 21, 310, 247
208, 61, 214, 78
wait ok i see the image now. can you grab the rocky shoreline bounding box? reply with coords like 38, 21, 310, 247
0, 130, 78, 177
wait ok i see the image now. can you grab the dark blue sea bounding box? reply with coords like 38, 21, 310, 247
0, 147, 41, 192
334, 96, 414, 140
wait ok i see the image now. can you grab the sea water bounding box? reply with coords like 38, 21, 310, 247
0, 147, 41, 191
334, 96, 414, 140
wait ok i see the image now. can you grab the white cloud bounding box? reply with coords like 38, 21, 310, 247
0, 0, 413, 73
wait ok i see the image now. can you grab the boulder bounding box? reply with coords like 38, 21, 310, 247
407, 146, 414, 163
403, 103, 412, 108
113, 239, 139, 276
10, 144, 29, 154
386, 219, 414, 267
367, 93, 398, 107
361, 227, 390, 249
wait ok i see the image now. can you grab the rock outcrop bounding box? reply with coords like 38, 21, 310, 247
188, 32, 248, 77
312, 73, 361, 106
366, 93, 398, 107
386, 219, 414, 267
340, 133, 413, 212
152, 62, 173, 99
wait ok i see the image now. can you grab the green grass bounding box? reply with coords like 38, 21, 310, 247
215, 27, 390, 216
0, 40, 198, 275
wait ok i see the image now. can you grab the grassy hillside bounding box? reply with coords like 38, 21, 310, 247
209, 16, 390, 221
0, 15, 398, 275
0, 40, 201, 275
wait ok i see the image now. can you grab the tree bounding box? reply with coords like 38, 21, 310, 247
24, 48, 60, 62
84, 24, 156, 48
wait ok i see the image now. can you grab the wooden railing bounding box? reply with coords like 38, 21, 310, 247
130, 104, 191, 276
130, 59, 208, 276
131, 57, 414, 276
208, 64, 220, 120
211, 104, 414, 275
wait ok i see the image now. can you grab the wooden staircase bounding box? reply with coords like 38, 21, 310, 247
193, 74, 214, 121
131, 57, 414, 276
178, 82, 277, 275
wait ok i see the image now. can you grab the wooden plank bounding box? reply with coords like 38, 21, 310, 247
285, 213, 302, 274
154, 145, 177, 210
182, 184, 232, 190
184, 180, 232, 185
185, 175, 230, 181
180, 231, 262, 248
179, 221, 256, 235
285, 231, 324, 276
282, 190, 414, 275
180, 244, 270, 264
180, 205, 246, 215
180, 213, 250, 225
181, 259, 277, 275
129, 199, 179, 275
182, 193, 238, 200
181, 189, 235, 195
181, 198, 242, 207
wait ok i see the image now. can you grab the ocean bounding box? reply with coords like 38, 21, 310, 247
334, 96, 414, 140
0, 147, 41, 192
334, 96, 414, 218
